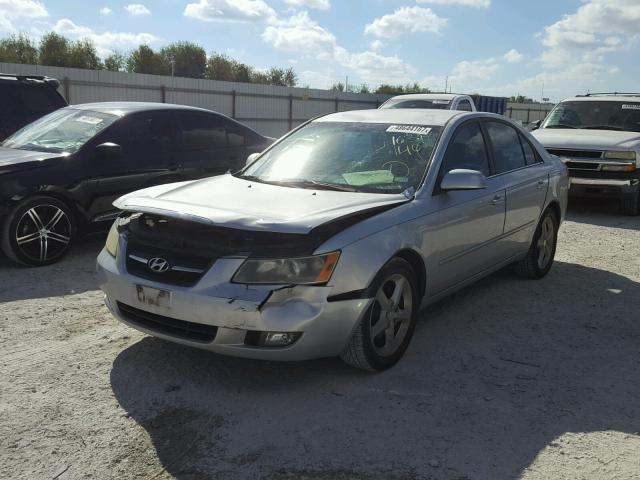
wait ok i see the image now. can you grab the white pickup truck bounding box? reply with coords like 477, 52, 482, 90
379, 94, 477, 112
532, 94, 640, 215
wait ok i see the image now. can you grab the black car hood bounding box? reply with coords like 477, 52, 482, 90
0, 146, 65, 171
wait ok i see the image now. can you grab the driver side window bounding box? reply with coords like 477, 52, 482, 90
441, 122, 490, 177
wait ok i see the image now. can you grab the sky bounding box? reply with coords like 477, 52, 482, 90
1, 0, 639, 101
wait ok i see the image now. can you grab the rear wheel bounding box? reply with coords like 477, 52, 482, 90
1, 196, 76, 266
341, 258, 419, 371
513, 208, 558, 279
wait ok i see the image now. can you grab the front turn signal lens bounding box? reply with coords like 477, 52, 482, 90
105, 220, 119, 257
603, 151, 636, 160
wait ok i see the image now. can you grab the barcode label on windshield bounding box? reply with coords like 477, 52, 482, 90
622, 104, 640, 110
387, 125, 432, 135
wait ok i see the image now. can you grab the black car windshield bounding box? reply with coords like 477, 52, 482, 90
382, 99, 451, 110
238, 121, 442, 194
3, 108, 119, 153
542, 100, 640, 132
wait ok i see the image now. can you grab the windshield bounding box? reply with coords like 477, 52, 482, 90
238, 122, 442, 194
382, 99, 451, 110
542, 100, 640, 132
3, 108, 119, 153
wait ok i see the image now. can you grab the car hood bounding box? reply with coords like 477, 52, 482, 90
0, 146, 64, 171
114, 174, 411, 235
532, 128, 640, 151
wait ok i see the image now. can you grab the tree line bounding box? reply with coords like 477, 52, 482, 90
330, 81, 431, 95
0, 32, 297, 87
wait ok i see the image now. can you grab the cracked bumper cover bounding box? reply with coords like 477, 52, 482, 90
96, 249, 372, 361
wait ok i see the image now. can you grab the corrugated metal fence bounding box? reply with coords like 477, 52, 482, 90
0, 62, 390, 137
1, 62, 555, 134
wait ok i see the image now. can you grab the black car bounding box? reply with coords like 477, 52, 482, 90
0, 102, 273, 266
0, 74, 67, 142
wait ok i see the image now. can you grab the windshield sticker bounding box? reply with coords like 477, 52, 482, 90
386, 125, 432, 135
622, 104, 640, 110
432, 100, 451, 105
76, 116, 104, 124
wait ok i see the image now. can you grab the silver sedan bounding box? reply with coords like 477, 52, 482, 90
97, 109, 568, 371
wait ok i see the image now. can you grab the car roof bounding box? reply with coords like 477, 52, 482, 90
315, 108, 465, 126
66, 102, 215, 116
387, 93, 463, 101
565, 96, 640, 103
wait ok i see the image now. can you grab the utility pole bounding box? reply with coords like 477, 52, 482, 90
445, 76, 448, 93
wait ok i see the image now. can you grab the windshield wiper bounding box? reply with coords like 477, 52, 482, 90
280, 179, 359, 192
582, 125, 623, 131
545, 124, 577, 129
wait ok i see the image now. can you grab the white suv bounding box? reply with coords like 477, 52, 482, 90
532, 94, 640, 215
379, 94, 477, 112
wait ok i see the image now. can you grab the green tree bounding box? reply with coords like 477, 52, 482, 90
0, 33, 38, 64
250, 70, 270, 85
330, 82, 345, 92
67, 38, 102, 69
205, 53, 235, 81
359, 84, 371, 94
283, 67, 297, 87
104, 52, 126, 71
126, 45, 168, 75
231, 60, 252, 83
160, 41, 206, 78
38, 32, 70, 67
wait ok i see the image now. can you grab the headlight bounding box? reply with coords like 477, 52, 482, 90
105, 220, 119, 257
232, 251, 340, 285
603, 151, 636, 160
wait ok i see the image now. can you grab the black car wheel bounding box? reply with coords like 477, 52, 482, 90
341, 257, 419, 371
620, 191, 640, 216
2, 196, 76, 266
513, 208, 559, 279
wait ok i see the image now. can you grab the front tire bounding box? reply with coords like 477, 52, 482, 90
341, 258, 419, 371
513, 208, 558, 279
1, 196, 76, 267
620, 192, 639, 216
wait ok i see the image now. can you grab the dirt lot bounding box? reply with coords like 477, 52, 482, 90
1, 199, 639, 480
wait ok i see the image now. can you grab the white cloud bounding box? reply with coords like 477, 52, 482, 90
284, 0, 329, 10
416, 0, 490, 8
99, 7, 112, 15
364, 6, 446, 38
504, 49, 524, 63
184, 0, 275, 23
370, 39, 383, 51
540, 0, 640, 67
452, 58, 499, 80
263, 12, 415, 85
0, 0, 48, 33
124, 4, 150, 16
53, 18, 159, 57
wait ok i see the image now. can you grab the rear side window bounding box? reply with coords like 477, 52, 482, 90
457, 100, 473, 111
485, 121, 526, 174
179, 113, 227, 150
441, 122, 490, 177
21, 85, 65, 114
126, 112, 174, 149
519, 133, 541, 165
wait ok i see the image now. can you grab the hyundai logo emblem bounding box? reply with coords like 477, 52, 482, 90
147, 257, 170, 273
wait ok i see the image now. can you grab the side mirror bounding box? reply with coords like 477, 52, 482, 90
95, 142, 122, 160
246, 152, 260, 167
528, 120, 541, 131
440, 169, 487, 191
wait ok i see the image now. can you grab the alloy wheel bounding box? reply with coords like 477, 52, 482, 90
15, 205, 72, 263
536, 215, 555, 270
369, 273, 413, 357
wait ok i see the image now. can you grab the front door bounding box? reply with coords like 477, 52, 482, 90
425, 121, 506, 295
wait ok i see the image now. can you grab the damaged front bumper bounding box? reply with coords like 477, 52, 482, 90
96, 248, 372, 361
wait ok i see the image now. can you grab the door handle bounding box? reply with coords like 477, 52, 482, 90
491, 194, 504, 205
536, 180, 547, 190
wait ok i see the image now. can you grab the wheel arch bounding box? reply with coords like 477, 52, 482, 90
544, 200, 561, 223
394, 248, 427, 299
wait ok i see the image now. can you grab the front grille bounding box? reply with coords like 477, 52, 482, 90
117, 302, 217, 342
547, 149, 603, 159
564, 161, 600, 171
125, 241, 212, 287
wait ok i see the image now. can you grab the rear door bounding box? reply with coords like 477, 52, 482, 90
426, 121, 507, 294
19, 84, 66, 128
483, 120, 549, 255
86, 110, 177, 221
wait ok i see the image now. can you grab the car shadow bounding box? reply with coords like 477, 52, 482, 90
110, 261, 640, 479
0, 234, 104, 302
566, 197, 639, 231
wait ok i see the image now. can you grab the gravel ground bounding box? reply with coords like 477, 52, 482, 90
1, 198, 639, 480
